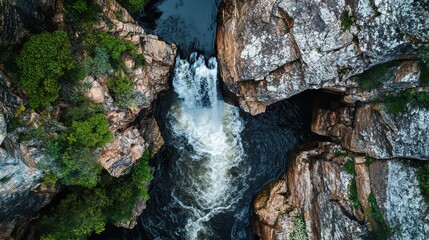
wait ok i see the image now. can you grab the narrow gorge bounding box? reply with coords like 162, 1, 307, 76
0, 0, 428, 240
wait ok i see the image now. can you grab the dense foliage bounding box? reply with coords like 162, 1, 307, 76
97, 32, 137, 63
417, 162, 429, 204
65, 0, 102, 26
52, 102, 112, 188
40, 154, 153, 239
383, 89, 429, 115
107, 75, 136, 107
65, 114, 113, 148
1, 0, 153, 238
16, 31, 75, 108
118, 0, 146, 14
367, 193, 391, 240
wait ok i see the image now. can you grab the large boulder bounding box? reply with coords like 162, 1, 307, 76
87, 0, 176, 177
313, 102, 429, 160
217, 0, 429, 114
252, 142, 428, 240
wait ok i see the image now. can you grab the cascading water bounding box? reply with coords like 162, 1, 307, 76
142, 53, 250, 239
95, 1, 313, 238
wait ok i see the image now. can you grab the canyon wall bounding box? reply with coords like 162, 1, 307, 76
217, 0, 429, 239
0, 0, 176, 237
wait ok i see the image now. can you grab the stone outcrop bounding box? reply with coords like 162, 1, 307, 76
81, 0, 177, 177
0, 0, 57, 45
0, 0, 176, 235
312, 102, 429, 160
309, 55, 429, 160
217, 0, 429, 114
0, 72, 59, 239
253, 142, 428, 240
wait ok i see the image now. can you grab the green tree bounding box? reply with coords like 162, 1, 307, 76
40, 155, 153, 239
66, 114, 113, 148
40, 188, 111, 240
97, 32, 137, 62
118, 0, 146, 14
107, 75, 136, 107
57, 147, 102, 188
16, 31, 75, 108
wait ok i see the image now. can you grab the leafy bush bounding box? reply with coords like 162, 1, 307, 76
40, 155, 153, 239
367, 193, 391, 239
65, 114, 113, 148
118, 0, 146, 14
344, 158, 356, 176
383, 89, 429, 115
64, 0, 102, 26
417, 162, 429, 204
16, 31, 75, 109
57, 147, 102, 188
24, 101, 111, 188
40, 171, 59, 188
97, 32, 137, 63
107, 75, 136, 107
40, 187, 111, 239
365, 156, 374, 166
343, 158, 359, 209
341, 10, 355, 31
93, 47, 114, 75
66, 101, 105, 122
67, 64, 88, 83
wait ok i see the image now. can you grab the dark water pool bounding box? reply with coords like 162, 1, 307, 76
137, 0, 220, 57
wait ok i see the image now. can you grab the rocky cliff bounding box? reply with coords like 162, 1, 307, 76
0, 0, 57, 45
253, 142, 428, 240
217, 0, 429, 115
0, 71, 59, 238
0, 0, 176, 236
91, 0, 176, 178
216, 0, 429, 239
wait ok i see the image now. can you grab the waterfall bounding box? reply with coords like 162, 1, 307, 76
148, 53, 249, 239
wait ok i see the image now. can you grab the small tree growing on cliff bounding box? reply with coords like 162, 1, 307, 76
16, 30, 75, 109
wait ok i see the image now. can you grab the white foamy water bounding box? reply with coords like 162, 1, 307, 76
168, 53, 248, 239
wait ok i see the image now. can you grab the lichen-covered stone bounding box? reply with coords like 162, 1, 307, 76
312, 103, 429, 160
252, 142, 429, 239
217, 0, 429, 115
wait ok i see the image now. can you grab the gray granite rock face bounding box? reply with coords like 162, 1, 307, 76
0, 0, 56, 45
253, 142, 429, 239
312, 101, 429, 160
217, 0, 429, 114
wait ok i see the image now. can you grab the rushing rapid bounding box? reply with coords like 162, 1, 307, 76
142, 53, 250, 239
93, 1, 313, 239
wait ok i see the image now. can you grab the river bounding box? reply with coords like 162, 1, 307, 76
96, 0, 313, 239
